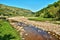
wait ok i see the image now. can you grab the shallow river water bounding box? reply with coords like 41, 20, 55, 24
16, 22, 59, 40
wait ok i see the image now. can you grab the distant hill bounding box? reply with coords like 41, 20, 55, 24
0, 4, 34, 17
35, 0, 60, 19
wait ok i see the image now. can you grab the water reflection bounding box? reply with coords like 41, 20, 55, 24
16, 22, 59, 40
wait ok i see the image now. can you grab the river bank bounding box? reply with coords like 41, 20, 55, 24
7, 16, 60, 40
8, 16, 60, 35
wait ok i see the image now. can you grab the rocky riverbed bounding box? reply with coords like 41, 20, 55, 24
7, 16, 60, 40
9, 21, 60, 40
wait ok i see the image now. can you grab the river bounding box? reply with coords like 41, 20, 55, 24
15, 22, 59, 40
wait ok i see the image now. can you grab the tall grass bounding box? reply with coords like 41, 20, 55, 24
0, 19, 21, 40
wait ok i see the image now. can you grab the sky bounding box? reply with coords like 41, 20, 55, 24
0, 0, 58, 12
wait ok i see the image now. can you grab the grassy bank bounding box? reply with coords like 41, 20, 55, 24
0, 19, 21, 40
28, 17, 54, 21
28, 17, 60, 24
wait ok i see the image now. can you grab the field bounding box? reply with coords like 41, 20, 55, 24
0, 19, 21, 40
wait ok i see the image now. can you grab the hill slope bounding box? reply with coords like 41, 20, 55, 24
35, 0, 60, 19
0, 4, 34, 17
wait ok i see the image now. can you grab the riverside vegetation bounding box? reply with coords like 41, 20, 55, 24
0, 19, 22, 40
28, 0, 60, 24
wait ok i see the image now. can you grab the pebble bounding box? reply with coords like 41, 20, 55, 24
25, 33, 28, 36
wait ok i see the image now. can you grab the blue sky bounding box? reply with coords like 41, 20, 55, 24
0, 0, 58, 12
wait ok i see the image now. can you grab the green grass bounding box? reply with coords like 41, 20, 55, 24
28, 17, 54, 21
0, 19, 21, 40
51, 21, 60, 24
28, 17, 60, 24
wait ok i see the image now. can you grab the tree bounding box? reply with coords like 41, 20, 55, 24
56, 9, 60, 20
43, 12, 53, 18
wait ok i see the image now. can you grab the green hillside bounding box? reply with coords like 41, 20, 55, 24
0, 4, 34, 17
35, 0, 60, 20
